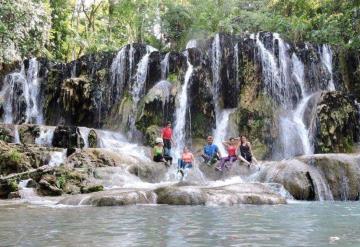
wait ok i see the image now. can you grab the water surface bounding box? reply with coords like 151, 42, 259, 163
0, 202, 359, 247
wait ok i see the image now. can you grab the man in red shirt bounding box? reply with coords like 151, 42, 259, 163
161, 121, 174, 156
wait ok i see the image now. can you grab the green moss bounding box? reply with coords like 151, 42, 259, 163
8, 180, 18, 192
168, 73, 178, 83
7, 150, 22, 164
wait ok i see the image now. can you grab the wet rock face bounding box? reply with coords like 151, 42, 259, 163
314, 91, 359, 153
52, 126, 84, 149
18, 124, 40, 144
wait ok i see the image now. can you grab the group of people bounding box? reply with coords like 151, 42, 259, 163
152, 121, 257, 175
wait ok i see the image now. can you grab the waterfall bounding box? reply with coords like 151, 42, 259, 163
110, 46, 127, 99
234, 43, 240, 87
0, 58, 43, 124
172, 53, 193, 159
213, 109, 235, 155
161, 52, 170, 80
320, 44, 336, 91
128, 45, 157, 139
211, 34, 236, 154
128, 44, 135, 78
255, 33, 320, 159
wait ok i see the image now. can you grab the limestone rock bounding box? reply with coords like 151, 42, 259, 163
314, 91, 359, 153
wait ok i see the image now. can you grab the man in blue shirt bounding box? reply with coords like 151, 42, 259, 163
202, 136, 221, 165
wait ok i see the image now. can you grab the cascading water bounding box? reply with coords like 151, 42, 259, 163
96, 130, 150, 162
320, 44, 336, 91
161, 52, 170, 80
255, 33, 336, 159
35, 126, 55, 146
110, 46, 127, 99
0, 58, 43, 124
211, 34, 236, 154
79, 127, 91, 148
128, 45, 157, 139
172, 53, 193, 159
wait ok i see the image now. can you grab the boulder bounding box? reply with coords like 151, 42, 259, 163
37, 174, 63, 196
257, 153, 360, 201
155, 182, 286, 206
58, 189, 157, 206
52, 126, 84, 149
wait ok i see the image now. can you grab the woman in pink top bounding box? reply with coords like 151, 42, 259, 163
178, 147, 194, 177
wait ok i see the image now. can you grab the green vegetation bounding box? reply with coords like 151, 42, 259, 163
0, 0, 359, 63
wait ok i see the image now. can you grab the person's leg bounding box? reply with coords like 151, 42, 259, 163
153, 155, 163, 162
226, 156, 238, 168
217, 156, 230, 171
184, 163, 193, 169
201, 154, 210, 163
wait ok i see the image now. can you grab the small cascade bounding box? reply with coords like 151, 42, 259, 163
14, 125, 20, 144
79, 127, 91, 148
161, 52, 170, 80
320, 44, 336, 91
35, 126, 55, 146
96, 130, 150, 161
128, 45, 157, 139
172, 53, 193, 159
48, 149, 67, 167
18, 179, 37, 199
0, 58, 43, 124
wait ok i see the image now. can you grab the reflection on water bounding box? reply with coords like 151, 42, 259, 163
0, 202, 360, 246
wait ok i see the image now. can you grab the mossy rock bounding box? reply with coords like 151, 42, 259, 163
81, 184, 104, 194
19, 125, 40, 144
144, 125, 161, 146
0, 149, 29, 175
88, 129, 97, 148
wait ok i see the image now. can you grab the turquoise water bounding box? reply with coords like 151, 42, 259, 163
0, 202, 359, 246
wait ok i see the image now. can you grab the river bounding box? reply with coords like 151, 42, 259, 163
0, 202, 359, 246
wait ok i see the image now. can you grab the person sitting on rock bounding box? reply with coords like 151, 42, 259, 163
161, 121, 174, 156
202, 135, 221, 166
216, 137, 250, 171
238, 135, 258, 165
178, 146, 194, 177
153, 138, 172, 167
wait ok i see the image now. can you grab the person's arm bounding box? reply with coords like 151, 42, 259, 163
238, 154, 251, 165
160, 129, 164, 139
222, 141, 230, 147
